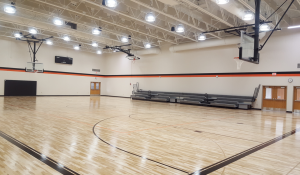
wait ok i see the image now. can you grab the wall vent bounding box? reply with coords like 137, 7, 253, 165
92, 69, 100, 72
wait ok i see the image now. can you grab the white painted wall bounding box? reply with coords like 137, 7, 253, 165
0, 28, 299, 111
101, 28, 300, 111
0, 38, 105, 95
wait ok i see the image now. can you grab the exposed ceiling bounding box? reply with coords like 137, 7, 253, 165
0, 0, 298, 55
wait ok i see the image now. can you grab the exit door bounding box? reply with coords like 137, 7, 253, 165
293, 87, 300, 113
262, 86, 287, 111
90, 82, 101, 96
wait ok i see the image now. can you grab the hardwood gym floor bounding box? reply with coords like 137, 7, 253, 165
0, 96, 300, 175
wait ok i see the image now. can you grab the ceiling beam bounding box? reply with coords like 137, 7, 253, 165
33, 0, 178, 44
131, 0, 222, 39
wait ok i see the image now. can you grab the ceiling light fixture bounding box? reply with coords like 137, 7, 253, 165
4, 4, 16, 14
14, 33, 22, 38
102, 0, 117, 8
288, 25, 300, 29
175, 24, 185, 33
216, 0, 229, 4
260, 24, 270, 32
74, 45, 80, 50
198, 33, 206, 41
144, 43, 151, 49
53, 18, 64, 26
92, 42, 98, 47
97, 50, 102, 54
92, 28, 101, 35
145, 12, 156, 22
46, 40, 53, 45
121, 36, 128, 43
243, 11, 254, 21
63, 36, 70, 41
29, 28, 37, 34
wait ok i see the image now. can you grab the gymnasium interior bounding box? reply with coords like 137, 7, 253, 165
0, 0, 300, 174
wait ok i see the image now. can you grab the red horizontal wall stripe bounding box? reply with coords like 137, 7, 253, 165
0, 68, 300, 78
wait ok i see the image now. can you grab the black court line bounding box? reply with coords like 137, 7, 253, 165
0, 130, 80, 175
190, 127, 300, 175
93, 116, 190, 174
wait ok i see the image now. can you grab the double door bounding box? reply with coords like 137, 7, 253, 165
262, 86, 287, 110
90, 82, 101, 95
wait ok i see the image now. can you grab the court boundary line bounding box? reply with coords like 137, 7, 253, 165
0, 130, 80, 175
190, 127, 300, 174
94, 115, 300, 175
93, 117, 190, 174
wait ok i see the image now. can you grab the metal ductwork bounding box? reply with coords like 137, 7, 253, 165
132, 48, 161, 55
169, 32, 266, 52
169, 37, 240, 52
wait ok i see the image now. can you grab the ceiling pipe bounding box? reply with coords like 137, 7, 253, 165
131, 48, 161, 55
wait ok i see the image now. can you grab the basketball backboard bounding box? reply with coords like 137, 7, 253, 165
238, 31, 259, 64
25, 62, 44, 73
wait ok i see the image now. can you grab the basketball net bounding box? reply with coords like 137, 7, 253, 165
33, 70, 38, 73
234, 57, 243, 70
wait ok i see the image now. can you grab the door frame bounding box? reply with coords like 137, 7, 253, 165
261, 85, 287, 110
292, 86, 300, 113
90, 81, 101, 96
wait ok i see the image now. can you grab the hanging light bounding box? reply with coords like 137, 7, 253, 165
29, 28, 37, 34
74, 45, 80, 50
92, 28, 101, 35
243, 11, 254, 21
144, 43, 151, 49
103, 0, 117, 8
145, 12, 156, 22
175, 24, 185, 33
46, 40, 53, 45
198, 33, 206, 41
4, 5, 16, 14
216, 0, 229, 4
121, 36, 128, 43
97, 50, 102, 54
53, 18, 64, 26
14, 33, 22, 38
92, 42, 98, 47
63, 36, 70, 41
260, 24, 270, 31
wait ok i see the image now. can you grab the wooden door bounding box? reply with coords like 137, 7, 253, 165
262, 86, 286, 110
90, 82, 101, 96
293, 87, 300, 112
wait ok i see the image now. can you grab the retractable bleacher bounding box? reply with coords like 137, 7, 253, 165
131, 84, 260, 109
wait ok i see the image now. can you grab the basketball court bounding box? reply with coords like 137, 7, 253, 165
0, 0, 300, 174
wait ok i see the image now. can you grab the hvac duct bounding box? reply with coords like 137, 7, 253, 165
169, 32, 265, 52
169, 37, 240, 52
131, 48, 161, 55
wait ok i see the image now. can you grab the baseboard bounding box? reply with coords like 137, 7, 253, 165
252, 108, 261, 110
101, 95, 130, 98
36, 95, 90, 96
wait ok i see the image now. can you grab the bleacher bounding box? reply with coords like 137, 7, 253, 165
131, 84, 260, 109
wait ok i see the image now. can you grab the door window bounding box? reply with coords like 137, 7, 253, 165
277, 88, 285, 100
265, 88, 272, 99
96, 83, 99, 90
91, 83, 94, 90
297, 89, 300, 101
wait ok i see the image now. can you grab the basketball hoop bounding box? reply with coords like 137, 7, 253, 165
234, 57, 244, 70
33, 70, 38, 73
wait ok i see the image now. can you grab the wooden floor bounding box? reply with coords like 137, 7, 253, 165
0, 96, 300, 175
